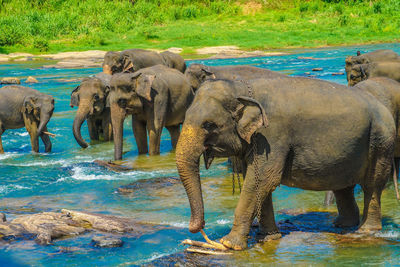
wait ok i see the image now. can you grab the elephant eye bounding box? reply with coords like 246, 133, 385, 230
118, 99, 127, 108
94, 94, 100, 100
202, 121, 217, 132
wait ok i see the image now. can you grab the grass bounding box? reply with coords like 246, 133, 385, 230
0, 0, 400, 55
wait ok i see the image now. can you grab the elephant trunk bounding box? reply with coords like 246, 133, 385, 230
37, 112, 51, 136
73, 101, 91, 148
110, 102, 126, 160
176, 125, 206, 233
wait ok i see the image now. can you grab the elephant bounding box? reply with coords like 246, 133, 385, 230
109, 64, 193, 160
0, 85, 55, 153
175, 76, 395, 250
348, 61, 400, 86
102, 49, 186, 75
185, 63, 286, 92
70, 73, 113, 148
345, 49, 400, 82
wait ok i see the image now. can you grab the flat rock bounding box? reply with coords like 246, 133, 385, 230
43, 59, 102, 69
92, 236, 123, 248
26, 76, 38, 83
1, 77, 20, 84
332, 72, 344, 76
117, 177, 180, 195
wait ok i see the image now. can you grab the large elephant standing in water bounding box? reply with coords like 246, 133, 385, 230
109, 64, 193, 160
102, 49, 186, 75
345, 49, 400, 82
185, 63, 286, 92
0, 85, 54, 153
176, 77, 395, 250
71, 73, 112, 148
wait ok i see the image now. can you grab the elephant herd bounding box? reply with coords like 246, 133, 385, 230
0, 48, 400, 251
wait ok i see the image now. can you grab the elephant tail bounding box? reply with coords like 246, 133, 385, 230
393, 158, 400, 200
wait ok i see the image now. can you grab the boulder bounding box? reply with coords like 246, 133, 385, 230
1, 77, 20, 84
26, 76, 38, 83
312, 68, 323, 71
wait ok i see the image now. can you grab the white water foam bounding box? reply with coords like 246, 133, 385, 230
15, 132, 29, 137
70, 166, 125, 181
161, 221, 188, 228
376, 231, 400, 239
0, 184, 31, 194
217, 219, 231, 225
0, 152, 20, 160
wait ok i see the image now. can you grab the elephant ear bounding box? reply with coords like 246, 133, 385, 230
22, 96, 38, 114
122, 55, 134, 73
70, 86, 80, 107
135, 74, 155, 102
235, 96, 268, 144
201, 66, 216, 80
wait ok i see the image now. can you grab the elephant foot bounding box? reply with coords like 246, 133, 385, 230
220, 231, 248, 251
256, 231, 282, 243
357, 222, 382, 233
334, 215, 359, 228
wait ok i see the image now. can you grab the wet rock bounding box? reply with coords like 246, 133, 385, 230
117, 177, 180, 195
0, 213, 6, 222
26, 76, 38, 83
94, 160, 134, 172
1, 77, 20, 84
312, 68, 323, 71
43, 59, 102, 69
332, 72, 344, 76
92, 236, 123, 248
305, 72, 311, 75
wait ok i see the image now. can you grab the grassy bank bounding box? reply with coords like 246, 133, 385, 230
1, 0, 400, 55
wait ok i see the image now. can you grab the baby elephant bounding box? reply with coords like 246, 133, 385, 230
70, 73, 112, 148
0, 85, 54, 153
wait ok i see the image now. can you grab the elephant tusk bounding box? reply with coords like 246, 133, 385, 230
182, 239, 219, 249
43, 131, 56, 137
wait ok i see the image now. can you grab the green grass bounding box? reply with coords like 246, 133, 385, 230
0, 0, 400, 55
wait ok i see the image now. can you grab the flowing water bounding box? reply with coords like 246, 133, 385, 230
0, 43, 399, 266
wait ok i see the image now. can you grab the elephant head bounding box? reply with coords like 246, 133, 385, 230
175, 80, 268, 233
71, 77, 110, 148
109, 72, 156, 160
185, 64, 216, 92
22, 95, 55, 152
345, 56, 369, 82
103, 51, 122, 74
348, 64, 369, 86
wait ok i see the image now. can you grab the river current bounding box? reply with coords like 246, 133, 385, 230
0, 43, 399, 266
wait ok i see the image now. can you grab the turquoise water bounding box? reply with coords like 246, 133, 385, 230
0, 43, 399, 266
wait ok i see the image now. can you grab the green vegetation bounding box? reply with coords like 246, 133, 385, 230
0, 0, 399, 55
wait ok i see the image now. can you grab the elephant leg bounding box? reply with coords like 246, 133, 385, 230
147, 122, 162, 155
166, 125, 180, 149
87, 118, 99, 141
39, 126, 52, 153
324, 191, 335, 206
102, 117, 113, 141
257, 193, 282, 242
132, 117, 148, 155
333, 185, 359, 228
359, 155, 390, 232
220, 145, 285, 250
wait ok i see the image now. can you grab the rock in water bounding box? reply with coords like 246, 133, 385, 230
312, 68, 323, 71
92, 236, 123, 248
1, 77, 20, 84
117, 177, 180, 194
26, 76, 38, 83
0, 213, 6, 222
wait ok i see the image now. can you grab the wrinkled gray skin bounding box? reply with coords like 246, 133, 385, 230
325, 77, 400, 205
345, 49, 400, 82
109, 64, 193, 160
0, 85, 54, 153
71, 73, 113, 148
185, 63, 286, 92
348, 61, 400, 86
102, 49, 186, 75
176, 77, 395, 250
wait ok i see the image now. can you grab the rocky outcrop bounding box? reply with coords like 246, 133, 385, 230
0, 209, 167, 246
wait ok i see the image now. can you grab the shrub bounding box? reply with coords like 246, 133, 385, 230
33, 38, 49, 51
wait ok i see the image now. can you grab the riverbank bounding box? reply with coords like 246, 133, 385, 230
1, 0, 399, 55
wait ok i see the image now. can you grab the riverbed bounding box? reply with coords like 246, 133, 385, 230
0, 43, 399, 266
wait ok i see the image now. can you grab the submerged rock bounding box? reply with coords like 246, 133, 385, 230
117, 177, 180, 194
94, 160, 134, 172
1, 77, 20, 84
92, 236, 123, 248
